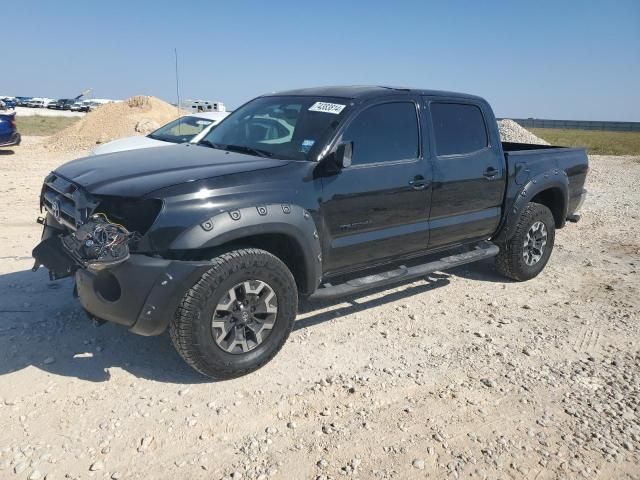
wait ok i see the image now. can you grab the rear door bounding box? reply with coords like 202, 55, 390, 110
320, 98, 431, 275
422, 98, 506, 248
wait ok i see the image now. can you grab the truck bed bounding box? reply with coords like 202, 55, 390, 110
502, 142, 589, 219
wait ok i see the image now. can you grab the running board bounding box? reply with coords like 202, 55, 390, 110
309, 241, 499, 301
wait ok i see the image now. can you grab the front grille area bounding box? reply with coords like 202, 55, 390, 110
41, 173, 99, 231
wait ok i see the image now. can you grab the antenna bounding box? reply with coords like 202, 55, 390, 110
174, 48, 182, 135
174, 48, 181, 118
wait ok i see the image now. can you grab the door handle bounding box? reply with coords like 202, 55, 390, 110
483, 167, 498, 180
409, 176, 428, 190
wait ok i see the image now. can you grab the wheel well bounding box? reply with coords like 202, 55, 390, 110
531, 188, 565, 227
189, 233, 308, 293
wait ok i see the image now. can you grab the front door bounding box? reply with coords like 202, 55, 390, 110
320, 100, 431, 275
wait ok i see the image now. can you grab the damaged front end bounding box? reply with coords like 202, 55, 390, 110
32, 214, 138, 279
31, 173, 210, 336
32, 173, 148, 279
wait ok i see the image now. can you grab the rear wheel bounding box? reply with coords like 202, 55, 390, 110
495, 202, 556, 281
170, 248, 298, 379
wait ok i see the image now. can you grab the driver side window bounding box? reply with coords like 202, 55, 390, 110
342, 102, 419, 165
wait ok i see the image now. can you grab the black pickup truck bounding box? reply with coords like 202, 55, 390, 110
32, 86, 588, 379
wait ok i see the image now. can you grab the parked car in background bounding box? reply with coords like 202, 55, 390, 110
28, 99, 46, 108
1, 97, 17, 109
69, 101, 84, 112
73, 100, 98, 112
16, 97, 32, 107
70, 100, 95, 112
91, 111, 229, 155
47, 99, 76, 110
59, 99, 77, 110
0, 110, 20, 147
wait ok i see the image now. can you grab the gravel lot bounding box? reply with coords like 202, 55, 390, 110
0, 139, 638, 480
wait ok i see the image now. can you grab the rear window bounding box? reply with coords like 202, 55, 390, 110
429, 103, 488, 156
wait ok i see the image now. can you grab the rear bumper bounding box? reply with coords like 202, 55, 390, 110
568, 188, 587, 217
76, 255, 211, 336
0, 132, 21, 147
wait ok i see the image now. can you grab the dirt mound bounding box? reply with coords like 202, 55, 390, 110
498, 119, 549, 145
47, 96, 181, 152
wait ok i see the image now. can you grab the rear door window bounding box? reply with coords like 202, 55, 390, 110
429, 102, 488, 156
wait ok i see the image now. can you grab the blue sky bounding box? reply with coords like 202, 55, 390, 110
3, 0, 639, 120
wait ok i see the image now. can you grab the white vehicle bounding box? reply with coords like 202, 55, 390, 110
28, 99, 46, 108
91, 111, 229, 155
181, 99, 226, 114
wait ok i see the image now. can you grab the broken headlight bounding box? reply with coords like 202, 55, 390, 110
93, 198, 163, 235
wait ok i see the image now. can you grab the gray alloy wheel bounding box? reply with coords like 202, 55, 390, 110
212, 280, 278, 354
522, 220, 548, 266
495, 202, 556, 282
170, 248, 298, 379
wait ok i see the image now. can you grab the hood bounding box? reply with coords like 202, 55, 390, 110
91, 135, 168, 155
54, 144, 291, 197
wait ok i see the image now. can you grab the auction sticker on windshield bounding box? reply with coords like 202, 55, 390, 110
308, 102, 346, 114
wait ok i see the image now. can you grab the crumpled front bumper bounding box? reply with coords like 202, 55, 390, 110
33, 214, 211, 336
75, 255, 211, 336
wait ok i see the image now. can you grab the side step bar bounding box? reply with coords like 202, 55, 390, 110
309, 241, 499, 301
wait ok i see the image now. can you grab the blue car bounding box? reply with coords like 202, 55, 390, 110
1, 97, 17, 109
0, 110, 20, 147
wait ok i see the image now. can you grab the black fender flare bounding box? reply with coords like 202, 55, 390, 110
493, 170, 569, 243
169, 203, 322, 294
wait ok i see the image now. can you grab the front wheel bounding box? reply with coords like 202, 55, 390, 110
170, 248, 298, 379
495, 202, 556, 281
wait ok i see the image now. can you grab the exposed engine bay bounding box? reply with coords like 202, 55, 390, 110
33, 214, 139, 280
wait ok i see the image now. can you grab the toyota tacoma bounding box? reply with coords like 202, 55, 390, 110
32, 86, 588, 379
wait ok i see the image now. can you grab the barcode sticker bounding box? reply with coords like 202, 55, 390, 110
308, 102, 346, 115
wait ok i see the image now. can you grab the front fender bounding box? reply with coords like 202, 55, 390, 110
493, 170, 569, 243
170, 203, 322, 293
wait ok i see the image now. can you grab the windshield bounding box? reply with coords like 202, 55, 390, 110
148, 116, 216, 143
199, 96, 351, 161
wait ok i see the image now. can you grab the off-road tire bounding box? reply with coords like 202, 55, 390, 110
170, 248, 298, 379
495, 202, 556, 281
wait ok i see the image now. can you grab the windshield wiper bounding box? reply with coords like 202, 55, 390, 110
198, 141, 275, 158
224, 144, 274, 158
198, 139, 225, 149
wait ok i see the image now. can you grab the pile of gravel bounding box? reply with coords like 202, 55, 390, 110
498, 119, 550, 145
46, 96, 182, 152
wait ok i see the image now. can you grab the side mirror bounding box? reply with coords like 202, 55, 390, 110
335, 141, 353, 169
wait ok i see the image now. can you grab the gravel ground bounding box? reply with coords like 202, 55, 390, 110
0, 139, 638, 480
